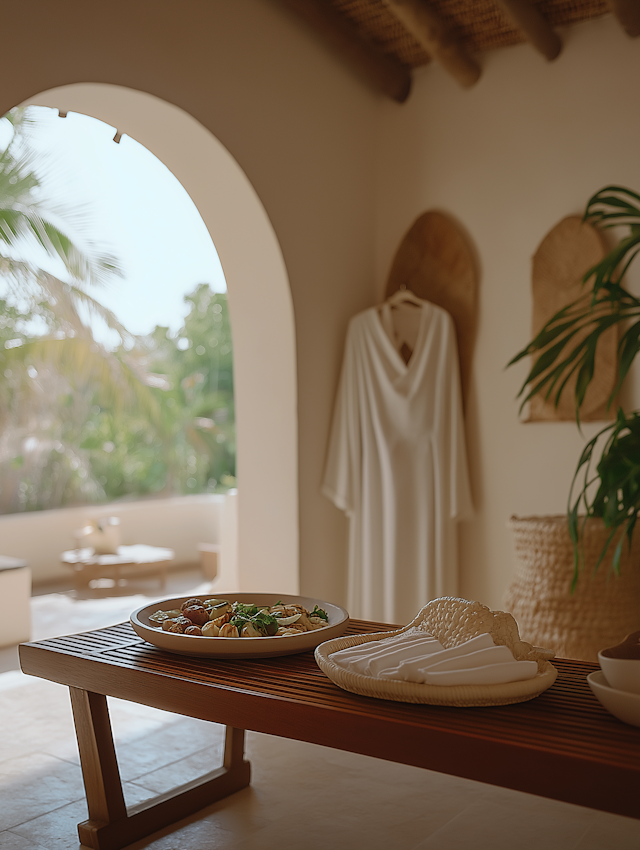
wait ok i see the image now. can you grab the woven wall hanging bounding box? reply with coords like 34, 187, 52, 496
528, 215, 616, 422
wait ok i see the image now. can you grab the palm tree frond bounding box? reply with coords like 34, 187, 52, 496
2, 336, 162, 427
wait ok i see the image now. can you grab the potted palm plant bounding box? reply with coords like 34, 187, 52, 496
510, 186, 640, 579
505, 188, 640, 660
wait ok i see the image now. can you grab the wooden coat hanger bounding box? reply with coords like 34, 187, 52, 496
385, 283, 423, 309
379, 285, 424, 365
384, 211, 478, 406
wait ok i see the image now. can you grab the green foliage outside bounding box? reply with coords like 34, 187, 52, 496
0, 107, 236, 513
78, 286, 236, 505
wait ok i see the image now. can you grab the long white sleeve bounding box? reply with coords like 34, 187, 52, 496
322, 320, 360, 516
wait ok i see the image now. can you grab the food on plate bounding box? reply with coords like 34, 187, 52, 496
149, 598, 330, 638
162, 616, 192, 634
181, 598, 205, 611
182, 604, 210, 626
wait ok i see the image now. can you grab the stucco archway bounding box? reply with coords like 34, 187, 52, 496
20, 83, 298, 593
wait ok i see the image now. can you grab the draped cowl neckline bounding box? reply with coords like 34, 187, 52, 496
375, 301, 428, 369
368, 302, 435, 395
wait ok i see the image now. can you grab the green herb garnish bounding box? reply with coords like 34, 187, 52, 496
230, 603, 279, 636
311, 605, 328, 621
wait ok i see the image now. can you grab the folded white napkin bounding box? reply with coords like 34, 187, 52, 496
418, 661, 538, 686
329, 631, 538, 686
378, 633, 496, 679
329, 630, 444, 676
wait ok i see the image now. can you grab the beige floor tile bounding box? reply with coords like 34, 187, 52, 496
206, 732, 483, 848
193, 785, 295, 834
8, 798, 90, 850
108, 697, 177, 739
575, 812, 640, 850
0, 675, 77, 763
327, 775, 481, 833
112, 716, 225, 783
36, 736, 81, 766
412, 795, 594, 850
473, 779, 640, 848
128, 743, 226, 794
475, 780, 595, 816
229, 803, 427, 850
0, 752, 86, 831
5, 781, 166, 850
121, 779, 166, 809
110, 791, 431, 850
0, 830, 50, 850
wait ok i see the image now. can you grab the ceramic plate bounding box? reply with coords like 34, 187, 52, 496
587, 670, 640, 728
130, 593, 349, 658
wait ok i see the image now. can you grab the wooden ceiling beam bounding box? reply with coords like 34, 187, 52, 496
608, 0, 640, 37
275, 0, 412, 103
381, 0, 480, 88
494, 0, 561, 60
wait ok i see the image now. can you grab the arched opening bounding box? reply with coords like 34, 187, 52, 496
19, 83, 298, 594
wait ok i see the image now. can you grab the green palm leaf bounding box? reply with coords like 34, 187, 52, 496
0, 109, 122, 287
1, 336, 162, 427
510, 185, 640, 588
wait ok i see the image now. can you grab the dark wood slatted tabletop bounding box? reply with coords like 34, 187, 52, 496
19, 619, 640, 820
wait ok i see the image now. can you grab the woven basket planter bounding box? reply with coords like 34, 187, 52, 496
505, 516, 640, 662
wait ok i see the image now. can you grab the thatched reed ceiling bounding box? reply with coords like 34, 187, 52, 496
275, 1, 636, 101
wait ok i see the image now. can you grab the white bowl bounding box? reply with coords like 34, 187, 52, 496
131, 593, 349, 658
587, 670, 640, 727
598, 652, 640, 695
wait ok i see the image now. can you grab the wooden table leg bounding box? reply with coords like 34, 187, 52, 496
69, 688, 251, 850
71, 564, 90, 593
70, 688, 127, 828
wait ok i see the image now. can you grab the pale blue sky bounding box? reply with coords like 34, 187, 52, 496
1, 106, 226, 346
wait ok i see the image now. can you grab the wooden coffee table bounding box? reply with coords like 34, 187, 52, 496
61, 544, 174, 591
19, 620, 640, 850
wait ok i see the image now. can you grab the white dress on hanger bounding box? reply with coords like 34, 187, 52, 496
322, 300, 473, 624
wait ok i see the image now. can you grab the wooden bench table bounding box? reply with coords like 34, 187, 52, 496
19, 619, 640, 850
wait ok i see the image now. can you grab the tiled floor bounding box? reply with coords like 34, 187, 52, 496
0, 577, 638, 850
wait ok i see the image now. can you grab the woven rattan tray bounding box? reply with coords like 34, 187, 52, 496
315, 597, 557, 707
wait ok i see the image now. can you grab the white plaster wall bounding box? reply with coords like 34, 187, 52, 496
375, 14, 640, 609
0, 494, 224, 584
0, 0, 379, 605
